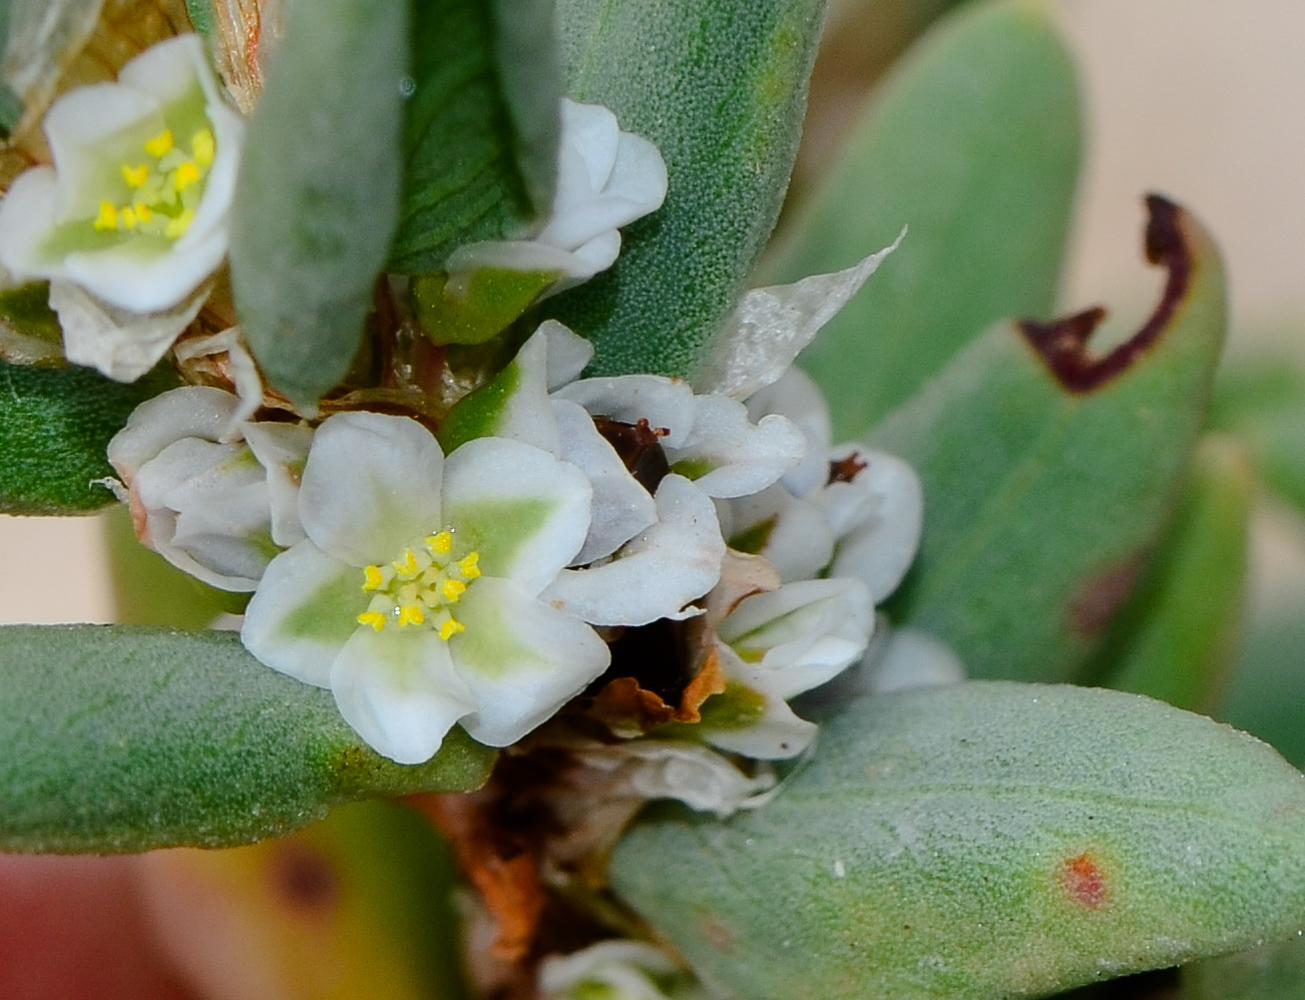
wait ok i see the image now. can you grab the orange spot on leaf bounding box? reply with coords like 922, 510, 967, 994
1061, 852, 1107, 909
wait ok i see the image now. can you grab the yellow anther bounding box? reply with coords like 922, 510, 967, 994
134, 202, 153, 224
122, 163, 149, 187
438, 617, 465, 641
440, 578, 466, 602
191, 128, 215, 168
174, 160, 201, 191
457, 552, 481, 579
357, 610, 386, 631
426, 532, 452, 555
362, 565, 385, 591
398, 604, 425, 627
120, 206, 139, 230
392, 548, 419, 577
94, 201, 119, 232
145, 129, 174, 158
164, 208, 195, 239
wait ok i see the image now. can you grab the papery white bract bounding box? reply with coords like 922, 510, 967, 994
0, 35, 243, 377
447, 99, 667, 283
107, 386, 310, 591
240, 410, 610, 764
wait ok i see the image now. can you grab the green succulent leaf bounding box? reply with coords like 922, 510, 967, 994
1209, 360, 1305, 517
0, 625, 495, 852
874, 197, 1226, 681
0, 357, 177, 514
613, 682, 1305, 1000
1088, 434, 1253, 712
229, 0, 406, 410
387, 0, 561, 273
767, 0, 1081, 439
547, 0, 828, 377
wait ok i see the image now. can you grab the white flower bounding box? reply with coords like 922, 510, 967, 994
447, 99, 667, 283
0, 35, 243, 376
107, 386, 310, 591
541, 941, 683, 1000
240, 410, 610, 764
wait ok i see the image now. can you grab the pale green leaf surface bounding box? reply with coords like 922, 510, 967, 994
613, 682, 1305, 1000
874, 198, 1226, 681
767, 0, 1081, 438
0, 356, 177, 514
229, 0, 405, 410
0, 625, 495, 852
1089, 434, 1253, 712
547, 0, 827, 377
387, 0, 560, 273
1209, 361, 1305, 517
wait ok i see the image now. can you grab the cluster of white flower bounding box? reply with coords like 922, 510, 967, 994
1, 33, 945, 794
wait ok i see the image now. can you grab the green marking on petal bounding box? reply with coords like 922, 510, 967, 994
281, 562, 367, 647
445, 497, 554, 578
668, 457, 715, 481
413, 268, 558, 347
729, 516, 777, 555
696, 683, 768, 730
437, 358, 521, 454
450, 589, 540, 680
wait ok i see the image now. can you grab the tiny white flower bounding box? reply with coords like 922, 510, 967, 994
240, 410, 610, 764
541, 941, 683, 1000
0, 35, 243, 376
107, 386, 310, 591
447, 99, 667, 283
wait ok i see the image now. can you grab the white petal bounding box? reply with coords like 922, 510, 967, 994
541, 320, 594, 390
695, 229, 905, 399
298, 411, 444, 566
108, 386, 240, 480
725, 485, 834, 583
553, 375, 697, 448
330, 627, 476, 764
63, 227, 228, 314
0, 168, 58, 280
115, 34, 210, 107
173, 328, 264, 440
668, 394, 804, 499
541, 941, 679, 1000
701, 650, 817, 760
553, 398, 657, 564
542, 474, 724, 626
564, 229, 622, 278
452, 577, 609, 746
52, 278, 207, 382
746, 367, 832, 498
826, 449, 924, 602
553, 100, 619, 204
441, 436, 591, 594
718, 577, 874, 699
859, 626, 966, 695
241, 542, 364, 687
445, 239, 585, 278
242, 422, 312, 548
489, 327, 561, 455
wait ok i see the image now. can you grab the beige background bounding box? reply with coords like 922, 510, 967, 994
1, 0, 1302, 623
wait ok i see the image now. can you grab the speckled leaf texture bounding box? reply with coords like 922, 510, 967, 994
613, 683, 1305, 1000
874, 198, 1226, 682
0, 626, 495, 852
0, 358, 176, 514
546, 0, 828, 377
769, 0, 1081, 439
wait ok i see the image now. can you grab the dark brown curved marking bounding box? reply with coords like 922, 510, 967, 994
1018, 195, 1192, 394
593, 416, 670, 493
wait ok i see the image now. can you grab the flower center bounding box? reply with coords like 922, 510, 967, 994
95, 126, 216, 240
355, 531, 481, 640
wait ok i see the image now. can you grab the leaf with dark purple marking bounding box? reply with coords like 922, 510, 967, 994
613, 683, 1305, 1000
872, 196, 1226, 682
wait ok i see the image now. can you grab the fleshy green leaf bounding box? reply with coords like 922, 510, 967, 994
1209, 360, 1305, 517
386, 0, 561, 273
874, 197, 1226, 682
1088, 434, 1253, 712
546, 0, 828, 377
612, 682, 1305, 1000
0, 625, 495, 852
0, 358, 177, 514
767, 0, 1081, 439
0, 281, 64, 364
229, 0, 406, 410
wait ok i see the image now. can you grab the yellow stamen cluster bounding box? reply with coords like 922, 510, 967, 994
356, 531, 482, 639
94, 126, 216, 240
